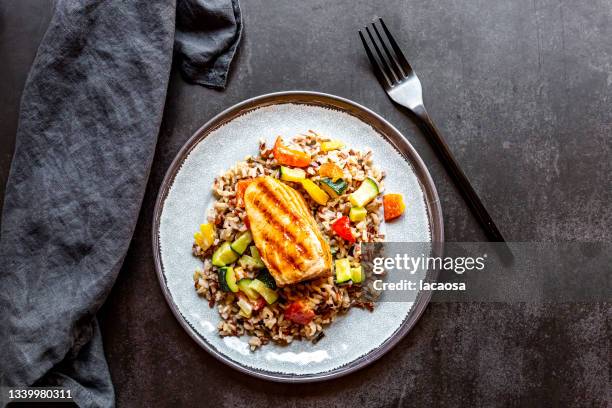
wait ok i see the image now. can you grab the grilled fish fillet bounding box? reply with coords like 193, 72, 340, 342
244, 176, 332, 287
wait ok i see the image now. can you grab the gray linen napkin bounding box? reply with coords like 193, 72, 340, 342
0, 1, 241, 407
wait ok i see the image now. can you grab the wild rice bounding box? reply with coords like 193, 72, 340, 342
193, 131, 385, 350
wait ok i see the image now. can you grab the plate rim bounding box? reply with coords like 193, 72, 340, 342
152, 90, 444, 382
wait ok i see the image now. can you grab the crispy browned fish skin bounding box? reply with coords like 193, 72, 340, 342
244, 176, 332, 287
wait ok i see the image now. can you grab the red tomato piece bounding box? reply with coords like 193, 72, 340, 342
332, 216, 355, 243
284, 300, 315, 325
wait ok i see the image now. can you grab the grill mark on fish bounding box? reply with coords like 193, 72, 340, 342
259, 226, 302, 272
249, 195, 310, 267
254, 182, 315, 258
257, 182, 303, 224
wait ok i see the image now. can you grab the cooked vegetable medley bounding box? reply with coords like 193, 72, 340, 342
191, 131, 406, 350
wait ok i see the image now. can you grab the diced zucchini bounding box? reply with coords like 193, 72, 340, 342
321, 140, 345, 152
238, 254, 265, 270
194, 223, 215, 250
249, 279, 279, 304
237, 278, 260, 300
236, 296, 253, 318
334, 258, 352, 283
256, 269, 277, 290
280, 166, 306, 182
319, 178, 348, 198
300, 179, 329, 205
349, 207, 368, 222
230, 231, 253, 255
250, 246, 262, 260
349, 177, 379, 207
217, 266, 239, 292
350, 266, 365, 283
237, 245, 265, 270
212, 242, 239, 267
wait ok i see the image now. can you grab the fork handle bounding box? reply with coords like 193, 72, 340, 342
412, 105, 508, 243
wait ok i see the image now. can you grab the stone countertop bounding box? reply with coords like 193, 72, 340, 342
1, 1, 609, 406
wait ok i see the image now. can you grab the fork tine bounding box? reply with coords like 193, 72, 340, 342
365, 26, 399, 85
359, 29, 391, 89
377, 17, 413, 75
371, 21, 405, 79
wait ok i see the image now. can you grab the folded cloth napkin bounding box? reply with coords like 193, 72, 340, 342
0, 1, 241, 407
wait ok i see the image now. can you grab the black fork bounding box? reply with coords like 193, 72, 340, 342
360, 18, 512, 257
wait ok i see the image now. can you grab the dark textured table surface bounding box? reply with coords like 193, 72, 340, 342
1, 1, 610, 407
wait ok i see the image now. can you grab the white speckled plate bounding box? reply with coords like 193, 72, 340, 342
153, 91, 443, 382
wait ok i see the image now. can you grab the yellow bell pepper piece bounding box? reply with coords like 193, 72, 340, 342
194, 223, 215, 250
300, 179, 329, 205
320, 140, 345, 152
